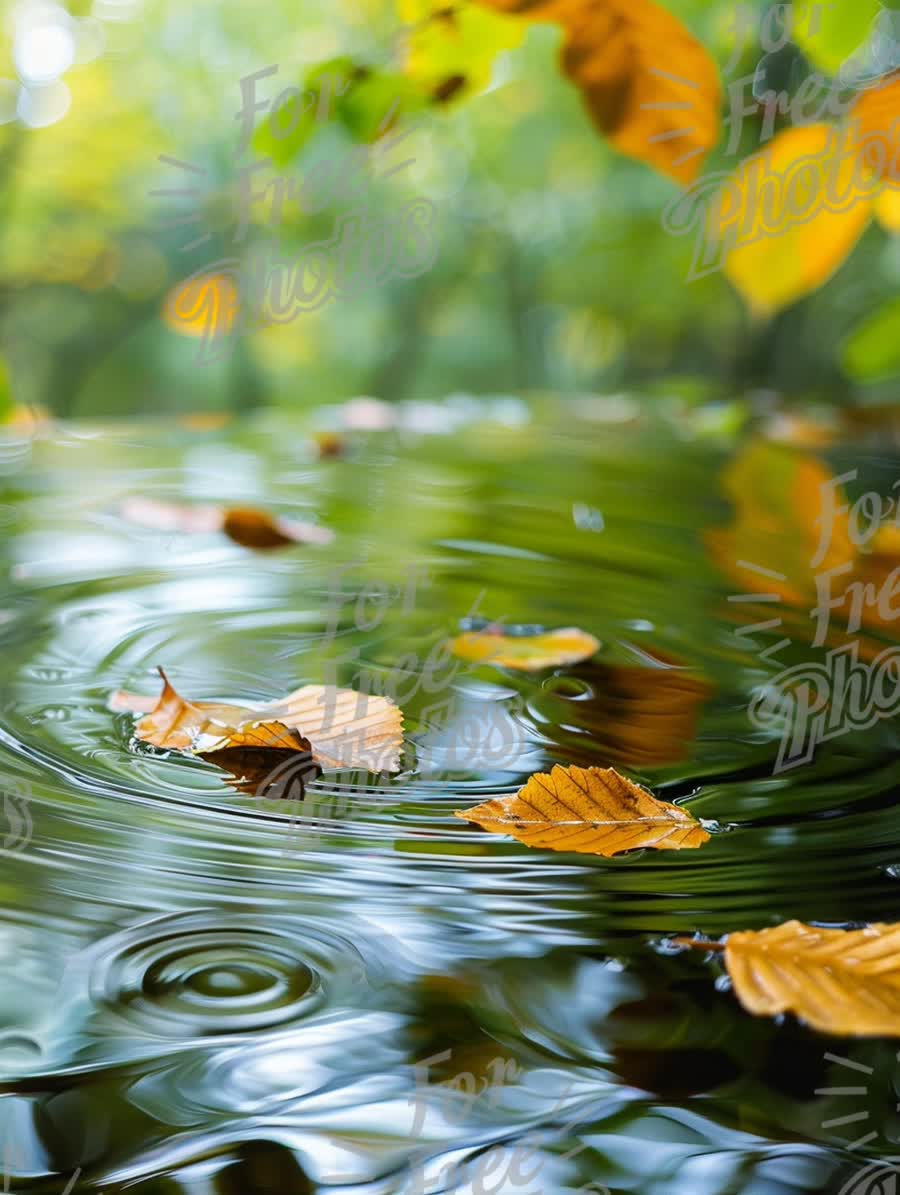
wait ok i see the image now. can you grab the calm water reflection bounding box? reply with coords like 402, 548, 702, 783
1, 398, 899, 1194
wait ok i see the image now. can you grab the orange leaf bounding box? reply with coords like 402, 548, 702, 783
850, 71, 900, 180
475, 0, 720, 185
124, 668, 305, 755
163, 273, 239, 340
725, 920, 900, 1037
455, 763, 709, 855
111, 669, 404, 773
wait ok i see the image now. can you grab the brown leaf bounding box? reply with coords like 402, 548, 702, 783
476, 0, 721, 184
123, 668, 311, 754
455, 763, 709, 855
119, 496, 334, 550
111, 669, 404, 773
725, 920, 900, 1038
448, 626, 599, 671
220, 507, 335, 549
202, 747, 320, 798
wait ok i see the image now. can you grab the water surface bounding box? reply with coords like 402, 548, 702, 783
1, 397, 899, 1194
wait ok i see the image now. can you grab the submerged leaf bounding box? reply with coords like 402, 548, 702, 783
476, 0, 721, 185
110, 669, 403, 774
449, 626, 599, 671
455, 764, 709, 856
725, 920, 900, 1037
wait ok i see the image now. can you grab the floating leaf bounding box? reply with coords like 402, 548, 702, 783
717, 124, 873, 317
476, 0, 721, 185
455, 764, 709, 856
725, 920, 900, 1037
264, 684, 405, 772
110, 669, 403, 774
120, 496, 334, 550
449, 626, 599, 671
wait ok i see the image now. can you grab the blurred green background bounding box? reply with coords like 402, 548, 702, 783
0, 0, 898, 421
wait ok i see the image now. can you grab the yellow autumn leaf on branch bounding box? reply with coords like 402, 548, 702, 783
875, 187, 900, 232
717, 124, 874, 317
850, 71, 900, 167
399, 2, 525, 102
455, 764, 709, 855
725, 920, 900, 1037
474, 0, 721, 185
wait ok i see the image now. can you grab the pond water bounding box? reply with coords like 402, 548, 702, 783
1, 396, 899, 1195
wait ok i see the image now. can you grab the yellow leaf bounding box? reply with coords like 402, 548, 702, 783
399, 2, 525, 101
454, 764, 710, 855
725, 920, 900, 1037
876, 186, 900, 233
448, 626, 599, 670
162, 273, 239, 340
717, 124, 873, 317
475, 0, 721, 185
110, 669, 404, 773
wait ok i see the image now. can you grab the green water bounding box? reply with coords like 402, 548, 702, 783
1, 396, 899, 1195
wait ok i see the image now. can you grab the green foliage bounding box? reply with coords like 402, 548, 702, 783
0, 0, 897, 416
842, 298, 900, 382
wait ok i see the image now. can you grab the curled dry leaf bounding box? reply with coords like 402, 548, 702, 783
120, 496, 334, 550
449, 626, 599, 671
455, 764, 709, 856
110, 668, 403, 775
476, 0, 721, 185
724, 920, 900, 1038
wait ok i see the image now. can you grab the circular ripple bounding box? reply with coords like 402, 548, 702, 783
83, 912, 372, 1038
